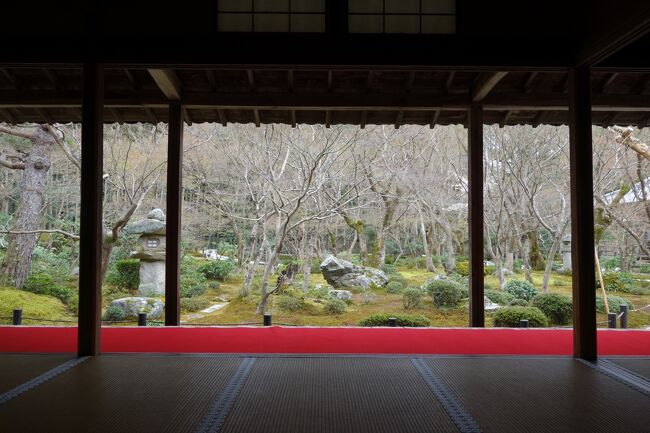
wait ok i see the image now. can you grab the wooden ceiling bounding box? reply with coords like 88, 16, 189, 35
0, 67, 648, 127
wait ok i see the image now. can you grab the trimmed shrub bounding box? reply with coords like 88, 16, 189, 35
324, 298, 346, 315
503, 280, 538, 301
23, 273, 56, 295
381, 263, 397, 275
105, 259, 140, 291
551, 279, 568, 287
532, 293, 573, 325
596, 295, 635, 314
388, 273, 408, 287
386, 281, 404, 294
277, 295, 305, 312
181, 283, 207, 298
180, 257, 208, 298
508, 298, 529, 307
180, 298, 210, 312
485, 289, 515, 305
492, 306, 549, 328
424, 279, 463, 308
402, 287, 423, 309
49, 286, 75, 305
102, 305, 126, 322
199, 260, 235, 281
454, 261, 469, 276
359, 313, 431, 327
601, 272, 633, 293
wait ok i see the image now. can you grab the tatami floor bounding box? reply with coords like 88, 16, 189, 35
0, 354, 648, 433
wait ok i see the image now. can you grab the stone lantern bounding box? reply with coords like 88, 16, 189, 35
125, 208, 166, 296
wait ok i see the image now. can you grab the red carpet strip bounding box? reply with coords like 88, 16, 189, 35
1, 327, 648, 355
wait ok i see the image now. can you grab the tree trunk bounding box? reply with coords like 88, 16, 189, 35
529, 233, 545, 271
256, 245, 281, 314
418, 209, 435, 272
542, 236, 562, 292
1, 127, 54, 288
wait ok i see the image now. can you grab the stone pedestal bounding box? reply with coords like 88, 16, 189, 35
138, 261, 166, 296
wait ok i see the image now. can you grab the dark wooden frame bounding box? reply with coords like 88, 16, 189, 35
77, 63, 104, 356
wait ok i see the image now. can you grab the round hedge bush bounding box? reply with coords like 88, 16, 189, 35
180, 297, 210, 312
424, 279, 464, 308
402, 287, 423, 309
485, 289, 515, 305
277, 295, 305, 312
358, 313, 431, 327
386, 281, 404, 294
531, 293, 572, 325
102, 305, 126, 322
596, 295, 634, 313
492, 306, 549, 328
503, 280, 538, 301
324, 298, 346, 315
508, 298, 529, 307
199, 260, 236, 281
388, 273, 408, 287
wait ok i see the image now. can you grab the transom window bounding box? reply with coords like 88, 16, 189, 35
348, 0, 456, 34
146, 239, 160, 248
218, 0, 326, 32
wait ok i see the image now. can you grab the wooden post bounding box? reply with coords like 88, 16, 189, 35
468, 104, 484, 327
569, 66, 597, 360
78, 63, 104, 356
165, 102, 183, 326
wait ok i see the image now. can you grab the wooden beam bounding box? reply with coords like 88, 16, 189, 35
183, 107, 193, 125
124, 69, 139, 90
78, 63, 104, 357
0, 108, 16, 124
165, 102, 183, 327
445, 71, 455, 92
568, 66, 597, 360
499, 110, 513, 128
366, 71, 373, 92
576, 5, 650, 66
148, 69, 182, 101
472, 72, 508, 102
205, 70, 216, 92
599, 72, 618, 94
287, 70, 294, 92
247, 69, 255, 92
429, 110, 440, 129
523, 72, 538, 92
290, 109, 296, 128
406, 71, 416, 92
360, 110, 367, 129
253, 108, 260, 127
325, 110, 331, 128
327, 70, 333, 92
0, 68, 18, 89
143, 106, 158, 124
2, 89, 649, 113
35, 108, 54, 124
394, 110, 403, 129
109, 107, 124, 124
41, 68, 60, 90
468, 104, 484, 328
217, 108, 227, 126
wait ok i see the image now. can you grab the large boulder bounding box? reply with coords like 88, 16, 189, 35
320, 255, 388, 289
109, 297, 164, 319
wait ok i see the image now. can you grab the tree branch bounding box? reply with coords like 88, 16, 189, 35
0, 229, 79, 240
0, 125, 34, 140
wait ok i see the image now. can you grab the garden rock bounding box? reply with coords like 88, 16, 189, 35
109, 297, 164, 319
328, 289, 353, 300
484, 296, 500, 311
320, 255, 388, 288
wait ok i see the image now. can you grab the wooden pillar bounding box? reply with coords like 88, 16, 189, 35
165, 103, 183, 326
568, 66, 597, 360
468, 104, 484, 327
78, 63, 104, 356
